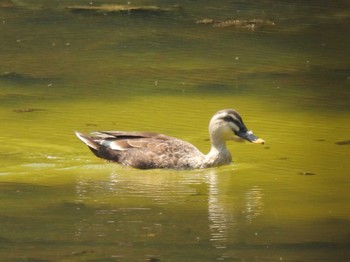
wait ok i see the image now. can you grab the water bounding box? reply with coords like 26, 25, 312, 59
0, 0, 349, 261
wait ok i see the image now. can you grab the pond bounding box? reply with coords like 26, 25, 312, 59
0, 0, 349, 261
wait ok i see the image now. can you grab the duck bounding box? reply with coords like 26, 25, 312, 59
75, 109, 265, 169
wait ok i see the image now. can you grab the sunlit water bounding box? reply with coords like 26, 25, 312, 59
0, 0, 349, 261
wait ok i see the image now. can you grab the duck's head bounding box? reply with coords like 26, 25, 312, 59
209, 109, 265, 144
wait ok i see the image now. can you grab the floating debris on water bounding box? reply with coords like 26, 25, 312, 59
299, 171, 316, 176
66, 4, 179, 14
0, 71, 55, 84
196, 18, 215, 24
1, 71, 31, 80
71, 250, 92, 256
0, 0, 42, 10
0, 1, 15, 8
335, 140, 350, 145
86, 123, 98, 127
13, 108, 45, 113
196, 18, 275, 31
146, 257, 161, 262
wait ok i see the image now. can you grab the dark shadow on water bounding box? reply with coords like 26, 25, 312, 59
0, 72, 56, 84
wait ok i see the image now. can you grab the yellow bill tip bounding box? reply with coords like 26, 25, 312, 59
252, 138, 265, 144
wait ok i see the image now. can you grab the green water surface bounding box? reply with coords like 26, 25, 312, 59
0, 0, 349, 261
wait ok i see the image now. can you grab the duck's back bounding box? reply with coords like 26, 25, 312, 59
75, 131, 205, 169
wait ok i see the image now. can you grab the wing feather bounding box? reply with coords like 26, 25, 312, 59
98, 131, 167, 139
91, 131, 173, 153
108, 140, 133, 150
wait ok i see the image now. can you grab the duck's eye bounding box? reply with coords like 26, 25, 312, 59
223, 116, 234, 122
222, 115, 243, 130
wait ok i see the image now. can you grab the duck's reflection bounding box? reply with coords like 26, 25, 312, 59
244, 185, 264, 224
207, 171, 232, 249
206, 171, 264, 249
73, 167, 265, 250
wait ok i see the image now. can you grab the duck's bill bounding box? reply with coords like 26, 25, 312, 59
236, 130, 265, 144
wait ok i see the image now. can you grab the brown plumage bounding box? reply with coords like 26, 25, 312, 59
75, 109, 265, 169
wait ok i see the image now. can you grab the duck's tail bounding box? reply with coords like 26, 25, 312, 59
75, 131, 122, 162
74, 131, 100, 151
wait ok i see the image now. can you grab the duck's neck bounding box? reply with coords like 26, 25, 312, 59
203, 133, 232, 167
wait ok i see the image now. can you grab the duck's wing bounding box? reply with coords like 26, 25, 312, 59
92, 131, 170, 141
94, 131, 173, 151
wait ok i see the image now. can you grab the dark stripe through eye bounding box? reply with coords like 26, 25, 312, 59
223, 116, 234, 122
223, 115, 242, 127
222, 114, 248, 132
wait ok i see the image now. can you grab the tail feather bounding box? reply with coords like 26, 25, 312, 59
75, 131, 100, 151
75, 131, 121, 162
